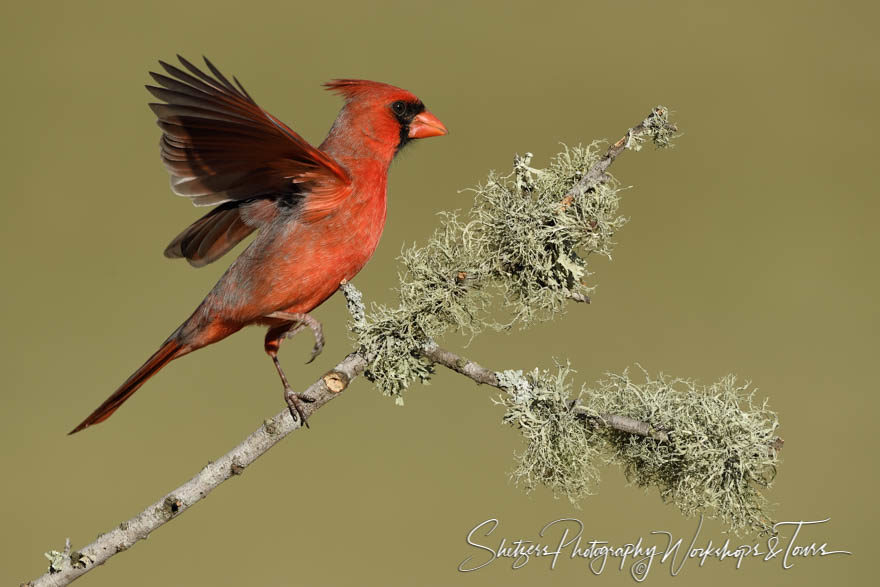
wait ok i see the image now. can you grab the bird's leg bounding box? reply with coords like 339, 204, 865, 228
263, 312, 325, 427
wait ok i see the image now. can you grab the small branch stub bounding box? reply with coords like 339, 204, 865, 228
162, 496, 182, 516
323, 371, 349, 393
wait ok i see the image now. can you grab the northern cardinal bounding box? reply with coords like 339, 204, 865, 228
70, 56, 447, 434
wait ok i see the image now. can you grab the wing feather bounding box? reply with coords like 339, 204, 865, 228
164, 203, 255, 267
148, 56, 352, 265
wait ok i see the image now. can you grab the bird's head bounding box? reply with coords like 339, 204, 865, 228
323, 79, 447, 159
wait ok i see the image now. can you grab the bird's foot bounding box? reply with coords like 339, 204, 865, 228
284, 387, 315, 428
266, 311, 325, 364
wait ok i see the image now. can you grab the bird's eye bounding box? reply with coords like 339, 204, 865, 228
391, 101, 407, 116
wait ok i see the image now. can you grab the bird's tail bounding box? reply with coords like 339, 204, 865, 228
69, 338, 185, 434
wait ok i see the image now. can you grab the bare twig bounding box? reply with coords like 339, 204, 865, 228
583, 412, 669, 442
420, 341, 499, 386
25, 352, 367, 587
567, 291, 591, 303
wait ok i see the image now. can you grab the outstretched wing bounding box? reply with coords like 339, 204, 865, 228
147, 56, 351, 266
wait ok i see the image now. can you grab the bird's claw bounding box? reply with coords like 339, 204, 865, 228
306, 339, 324, 364
284, 388, 315, 428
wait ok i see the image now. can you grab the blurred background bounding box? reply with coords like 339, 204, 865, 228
2, 1, 877, 585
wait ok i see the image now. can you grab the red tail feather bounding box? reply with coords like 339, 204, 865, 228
69, 339, 183, 434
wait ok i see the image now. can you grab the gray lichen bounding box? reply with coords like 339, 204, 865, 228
44, 549, 66, 574
43, 538, 72, 574
626, 106, 678, 151
495, 365, 781, 533
496, 364, 601, 503
345, 303, 434, 400
590, 370, 780, 533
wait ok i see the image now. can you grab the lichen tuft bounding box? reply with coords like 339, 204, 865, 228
496, 364, 600, 504
588, 369, 780, 533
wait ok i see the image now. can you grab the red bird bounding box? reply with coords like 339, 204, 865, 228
70, 56, 447, 434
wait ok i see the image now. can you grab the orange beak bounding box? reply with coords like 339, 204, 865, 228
408, 110, 448, 139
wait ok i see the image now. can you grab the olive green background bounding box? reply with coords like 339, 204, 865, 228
2, 0, 877, 584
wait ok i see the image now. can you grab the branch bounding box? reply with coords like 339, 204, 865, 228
419, 343, 784, 451
25, 353, 367, 587
561, 105, 678, 204
420, 342, 670, 442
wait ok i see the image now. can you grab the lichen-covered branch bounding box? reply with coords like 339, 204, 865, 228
347, 107, 679, 400
420, 341, 670, 442
422, 331, 780, 534
339, 108, 781, 534
561, 106, 677, 202
491, 363, 781, 534
585, 370, 781, 533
